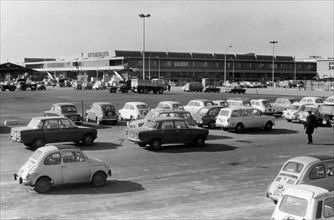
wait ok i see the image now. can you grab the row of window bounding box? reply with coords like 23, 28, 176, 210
44, 151, 85, 165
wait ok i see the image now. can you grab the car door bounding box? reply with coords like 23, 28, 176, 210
61, 150, 91, 184
59, 118, 81, 142
251, 109, 264, 127
42, 152, 62, 185
241, 109, 254, 128
159, 120, 177, 144
42, 119, 61, 143
174, 120, 193, 143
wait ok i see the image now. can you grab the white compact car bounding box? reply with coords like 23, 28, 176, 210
118, 102, 150, 120
14, 145, 111, 193
250, 99, 274, 114
282, 103, 310, 122
272, 184, 334, 220
215, 106, 275, 132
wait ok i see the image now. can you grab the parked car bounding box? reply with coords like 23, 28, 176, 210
44, 103, 83, 125
184, 99, 215, 115
182, 82, 203, 92
282, 103, 310, 122
128, 109, 197, 128
85, 102, 118, 125
14, 145, 111, 193
213, 100, 228, 107
72, 80, 83, 90
250, 99, 274, 115
226, 86, 246, 94
82, 82, 93, 90
272, 184, 334, 220
324, 96, 334, 105
271, 97, 299, 114
118, 102, 150, 120
297, 104, 324, 125
193, 106, 227, 129
10, 116, 97, 148
203, 85, 220, 93
319, 104, 334, 126
299, 96, 324, 105
227, 97, 251, 107
125, 117, 209, 151
36, 82, 47, 90
266, 155, 334, 203
215, 106, 275, 132
155, 101, 185, 111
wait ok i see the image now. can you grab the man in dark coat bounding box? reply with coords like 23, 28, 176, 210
304, 111, 317, 144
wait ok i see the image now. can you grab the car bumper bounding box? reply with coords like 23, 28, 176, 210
14, 174, 32, 186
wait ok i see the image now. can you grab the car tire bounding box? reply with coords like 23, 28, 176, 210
31, 138, 45, 149
264, 121, 273, 131
158, 88, 163, 94
112, 120, 118, 125
82, 134, 94, 146
208, 121, 216, 129
150, 139, 162, 151
91, 171, 107, 187
235, 123, 244, 133
34, 177, 51, 193
193, 136, 205, 147
138, 143, 146, 147
287, 119, 292, 122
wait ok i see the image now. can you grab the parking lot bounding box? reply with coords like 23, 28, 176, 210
1, 87, 333, 219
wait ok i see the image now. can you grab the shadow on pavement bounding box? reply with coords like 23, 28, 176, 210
237, 128, 298, 135
81, 141, 123, 151
152, 143, 238, 153
45, 180, 145, 195
208, 134, 233, 140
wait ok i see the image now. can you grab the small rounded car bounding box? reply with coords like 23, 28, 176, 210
250, 99, 274, 115
118, 102, 150, 120
282, 103, 310, 122
155, 101, 185, 111
299, 96, 324, 105
44, 103, 83, 125
125, 117, 209, 151
270, 97, 299, 114
184, 99, 215, 116
266, 155, 334, 204
324, 96, 334, 105
14, 145, 111, 193
10, 116, 97, 148
193, 106, 227, 129
85, 102, 118, 125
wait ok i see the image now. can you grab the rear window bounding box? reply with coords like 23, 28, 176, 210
219, 110, 231, 117
279, 195, 308, 217
137, 105, 149, 110
283, 162, 304, 173
30, 150, 43, 160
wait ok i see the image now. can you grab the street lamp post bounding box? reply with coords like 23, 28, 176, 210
155, 56, 161, 79
139, 14, 151, 79
270, 41, 278, 87
230, 58, 235, 79
224, 45, 232, 86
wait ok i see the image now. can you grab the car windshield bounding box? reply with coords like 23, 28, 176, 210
282, 162, 304, 173
262, 100, 271, 107
279, 195, 308, 217
27, 118, 43, 129
61, 106, 77, 113
219, 110, 230, 117
137, 105, 149, 110
30, 150, 42, 161
172, 104, 184, 110
287, 105, 300, 111
143, 120, 159, 129
197, 108, 209, 115
102, 105, 115, 111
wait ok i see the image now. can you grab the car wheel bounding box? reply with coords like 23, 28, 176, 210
34, 177, 51, 193
194, 136, 205, 147
150, 139, 162, 151
208, 121, 216, 129
264, 121, 273, 131
112, 120, 118, 125
31, 138, 45, 149
235, 123, 244, 133
82, 134, 94, 146
287, 119, 292, 122
158, 88, 163, 94
91, 171, 107, 187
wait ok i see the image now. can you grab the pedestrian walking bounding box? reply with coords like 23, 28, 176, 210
304, 111, 317, 145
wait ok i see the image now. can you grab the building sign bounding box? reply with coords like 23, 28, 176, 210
88, 51, 109, 58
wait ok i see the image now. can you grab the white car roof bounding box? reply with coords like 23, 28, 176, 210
283, 184, 332, 199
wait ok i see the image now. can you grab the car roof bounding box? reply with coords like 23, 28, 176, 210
188, 99, 213, 102
32, 116, 68, 120
158, 101, 182, 104
147, 117, 185, 122
92, 102, 114, 106
221, 106, 253, 110
53, 103, 76, 106
287, 155, 334, 164
125, 102, 148, 105
276, 97, 298, 100
284, 184, 332, 198
301, 96, 322, 99
38, 145, 80, 153
150, 109, 190, 114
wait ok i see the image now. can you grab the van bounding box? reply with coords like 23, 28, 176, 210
182, 82, 203, 92
272, 184, 334, 220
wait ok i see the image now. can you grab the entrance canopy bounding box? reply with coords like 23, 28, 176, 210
0, 62, 39, 81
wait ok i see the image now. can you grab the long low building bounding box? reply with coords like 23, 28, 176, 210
22, 50, 318, 85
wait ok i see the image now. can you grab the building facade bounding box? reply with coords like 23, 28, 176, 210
22, 50, 317, 85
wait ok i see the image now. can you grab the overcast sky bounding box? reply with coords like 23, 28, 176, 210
1, 0, 333, 63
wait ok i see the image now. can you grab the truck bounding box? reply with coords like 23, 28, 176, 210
131, 78, 167, 94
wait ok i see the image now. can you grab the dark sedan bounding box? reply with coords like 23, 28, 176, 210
44, 103, 83, 125
10, 116, 97, 149
204, 85, 220, 93
193, 106, 227, 129
125, 117, 209, 151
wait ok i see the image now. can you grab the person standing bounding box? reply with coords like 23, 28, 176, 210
304, 111, 317, 145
